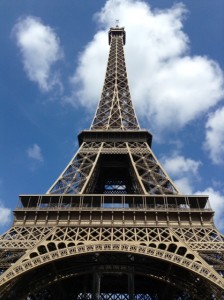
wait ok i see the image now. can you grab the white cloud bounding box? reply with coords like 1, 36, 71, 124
0, 202, 11, 227
161, 153, 201, 194
196, 187, 224, 232
68, 31, 108, 108
13, 16, 63, 92
161, 154, 201, 177
204, 106, 224, 164
70, 0, 224, 132
27, 144, 43, 162
174, 177, 193, 194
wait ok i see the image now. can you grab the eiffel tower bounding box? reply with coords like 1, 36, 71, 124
1, 26, 224, 300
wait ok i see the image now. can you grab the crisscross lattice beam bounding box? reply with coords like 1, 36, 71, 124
47, 142, 179, 195
91, 27, 139, 130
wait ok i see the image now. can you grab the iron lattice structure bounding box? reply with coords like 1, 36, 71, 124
0, 27, 224, 300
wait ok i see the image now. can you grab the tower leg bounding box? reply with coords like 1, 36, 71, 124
92, 272, 101, 300
81, 275, 88, 299
128, 272, 135, 300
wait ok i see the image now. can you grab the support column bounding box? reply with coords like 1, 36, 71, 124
92, 272, 101, 300
82, 275, 88, 299
128, 272, 135, 300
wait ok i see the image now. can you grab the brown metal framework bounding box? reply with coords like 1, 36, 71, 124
0, 26, 224, 299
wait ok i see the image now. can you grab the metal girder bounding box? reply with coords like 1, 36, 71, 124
91, 28, 139, 130
47, 142, 179, 195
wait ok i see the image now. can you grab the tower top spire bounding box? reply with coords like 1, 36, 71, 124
109, 26, 126, 45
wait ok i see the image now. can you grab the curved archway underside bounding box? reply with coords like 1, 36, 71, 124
1, 243, 224, 300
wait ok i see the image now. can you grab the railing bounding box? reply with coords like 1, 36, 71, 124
16, 194, 212, 212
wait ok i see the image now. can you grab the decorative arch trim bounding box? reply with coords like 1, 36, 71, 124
0, 242, 223, 290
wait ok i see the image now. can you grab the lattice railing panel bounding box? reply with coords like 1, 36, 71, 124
173, 228, 224, 243
46, 227, 177, 245
82, 142, 102, 149
77, 293, 92, 299
99, 294, 129, 300
0, 227, 53, 249
77, 294, 152, 300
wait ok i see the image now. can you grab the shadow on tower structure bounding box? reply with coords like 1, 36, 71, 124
0, 26, 224, 300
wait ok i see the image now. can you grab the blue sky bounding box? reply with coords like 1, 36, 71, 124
0, 0, 224, 234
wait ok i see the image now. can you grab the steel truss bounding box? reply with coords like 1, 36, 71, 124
47, 141, 178, 195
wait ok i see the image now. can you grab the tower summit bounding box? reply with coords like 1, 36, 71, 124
0, 27, 224, 299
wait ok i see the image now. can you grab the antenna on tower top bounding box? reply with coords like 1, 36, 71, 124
116, 19, 119, 27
